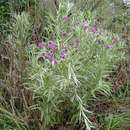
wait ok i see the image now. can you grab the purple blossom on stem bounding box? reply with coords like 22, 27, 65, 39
91, 26, 97, 33
44, 52, 54, 61
60, 52, 65, 59
44, 52, 57, 65
60, 48, 68, 60
47, 41, 58, 50
82, 21, 89, 31
63, 16, 69, 21
51, 59, 58, 65
105, 45, 113, 49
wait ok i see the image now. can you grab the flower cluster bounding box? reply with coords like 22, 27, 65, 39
36, 17, 119, 65
81, 20, 119, 48
36, 40, 69, 65
82, 20, 97, 33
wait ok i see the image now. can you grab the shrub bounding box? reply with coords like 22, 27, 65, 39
0, 12, 32, 130
25, 1, 126, 130
0, 0, 10, 33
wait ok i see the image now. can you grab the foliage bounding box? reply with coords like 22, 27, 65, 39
104, 113, 130, 130
25, 1, 126, 130
0, 0, 10, 33
74, 0, 128, 33
0, 12, 32, 130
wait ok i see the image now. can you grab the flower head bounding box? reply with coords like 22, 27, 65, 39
60, 52, 66, 59
82, 20, 89, 31
63, 16, 69, 21
44, 52, 57, 65
105, 45, 113, 49
47, 41, 58, 50
91, 26, 97, 33
60, 48, 68, 60
51, 59, 58, 65
44, 52, 54, 61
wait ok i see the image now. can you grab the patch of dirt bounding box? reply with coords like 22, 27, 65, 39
112, 64, 129, 92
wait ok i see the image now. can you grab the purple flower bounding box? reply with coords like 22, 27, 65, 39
82, 21, 89, 31
44, 52, 57, 65
60, 52, 65, 59
62, 48, 68, 54
44, 52, 54, 61
91, 26, 97, 33
63, 16, 69, 21
37, 41, 45, 48
105, 45, 113, 49
60, 48, 68, 60
47, 41, 58, 50
51, 59, 58, 65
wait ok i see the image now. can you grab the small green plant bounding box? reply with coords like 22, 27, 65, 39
0, 0, 10, 33
104, 113, 130, 130
0, 12, 32, 130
